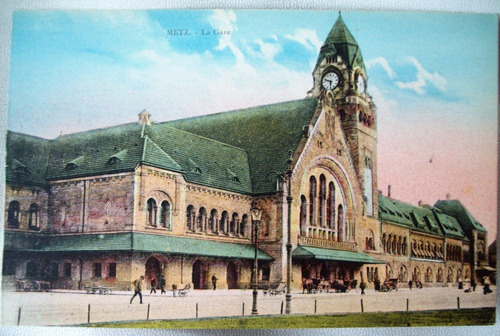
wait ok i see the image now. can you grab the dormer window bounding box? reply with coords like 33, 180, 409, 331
232, 176, 240, 183
107, 157, 121, 165
189, 159, 202, 174
65, 163, 77, 170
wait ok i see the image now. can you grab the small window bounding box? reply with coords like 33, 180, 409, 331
108, 263, 117, 278
92, 263, 102, 278
107, 157, 121, 165
63, 263, 72, 277
29, 203, 40, 230
232, 176, 240, 183
261, 266, 270, 281
8, 201, 21, 228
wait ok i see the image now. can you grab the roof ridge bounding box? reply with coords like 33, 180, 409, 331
7, 130, 51, 141
164, 98, 313, 125
55, 121, 139, 140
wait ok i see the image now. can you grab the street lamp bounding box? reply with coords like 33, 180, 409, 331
251, 202, 262, 315
284, 151, 293, 315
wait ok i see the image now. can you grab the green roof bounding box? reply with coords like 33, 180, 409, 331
167, 98, 318, 194
378, 194, 472, 239
7, 97, 318, 195
292, 246, 384, 264
434, 200, 487, 233
315, 15, 365, 71
4, 231, 273, 261
6, 132, 52, 187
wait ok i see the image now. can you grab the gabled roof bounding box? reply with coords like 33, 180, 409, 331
434, 200, 487, 233
167, 98, 318, 194
315, 15, 365, 71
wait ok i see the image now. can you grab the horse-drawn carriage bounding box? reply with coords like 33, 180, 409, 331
16, 279, 50, 292
380, 278, 398, 292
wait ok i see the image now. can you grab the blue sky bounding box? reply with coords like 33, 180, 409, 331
7, 10, 498, 238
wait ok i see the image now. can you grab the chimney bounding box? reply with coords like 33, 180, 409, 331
388, 185, 391, 197
418, 200, 423, 207
138, 109, 151, 125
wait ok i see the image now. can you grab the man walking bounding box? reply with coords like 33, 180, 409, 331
359, 280, 367, 295
160, 275, 166, 294
211, 274, 218, 290
150, 277, 157, 294
408, 279, 413, 290
130, 275, 144, 304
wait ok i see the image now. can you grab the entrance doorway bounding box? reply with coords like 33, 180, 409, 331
192, 260, 207, 289
226, 262, 239, 289
145, 257, 161, 288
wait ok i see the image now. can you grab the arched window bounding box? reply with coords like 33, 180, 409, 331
240, 214, 248, 238
28, 203, 40, 230
397, 236, 402, 255
456, 268, 462, 282
437, 268, 443, 282
387, 235, 392, 254
425, 267, 433, 282
230, 213, 239, 235
198, 207, 207, 232
8, 201, 20, 228
309, 176, 317, 226
392, 236, 397, 253
160, 201, 171, 229
147, 198, 157, 227
220, 211, 229, 235
413, 267, 421, 282
366, 229, 375, 250
319, 175, 326, 227
386, 265, 393, 278
382, 233, 386, 253
447, 268, 453, 282
209, 209, 218, 233
337, 204, 344, 242
186, 205, 196, 231
327, 182, 336, 230
300, 195, 307, 236
399, 265, 408, 282
402, 237, 407, 255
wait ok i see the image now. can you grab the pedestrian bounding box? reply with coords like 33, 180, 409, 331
130, 275, 144, 304
483, 276, 491, 295
374, 277, 380, 291
211, 274, 218, 290
359, 280, 367, 295
150, 277, 157, 294
458, 277, 463, 290
172, 284, 177, 297
160, 275, 166, 294
408, 279, 413, 290
471, 278, 477, 292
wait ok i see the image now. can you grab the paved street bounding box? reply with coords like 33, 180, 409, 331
1, 286, 496, 326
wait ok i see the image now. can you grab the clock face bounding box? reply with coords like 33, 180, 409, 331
357, 75, 366, 93
322, 72, 339, 90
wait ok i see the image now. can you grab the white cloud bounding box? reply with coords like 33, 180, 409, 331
396, 57, 447, 95
253, 39, 282, 61
366, 57, 396, 79
285, 29, 322, 52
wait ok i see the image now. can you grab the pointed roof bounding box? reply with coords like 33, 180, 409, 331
315, 15, 365, 71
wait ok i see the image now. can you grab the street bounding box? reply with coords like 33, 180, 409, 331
1, 286, 496, 326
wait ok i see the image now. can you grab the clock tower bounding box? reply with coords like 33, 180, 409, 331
309, 14, 378, 218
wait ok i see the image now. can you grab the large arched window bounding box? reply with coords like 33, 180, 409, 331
447, 268, 453, 283
319, 175, 326, 227
230, 213, 239, 235
28, 203, 40, 230
402, 237, 408, 255
337, 204, 344, 242
8, 201, 20, 228
186, 205, 196, 231
413, 267, 421, 282
147, 198, 157, 227
240, 214, 249, 238
209, 209, 218, 233
309, 176, 317, 226
366, 229, 375, 250
327, 182, 336, 229
300, 195, 307, 236
399, 265, 408, 282
198, 207, 207, 232
160, 201, 171, 229
220, 211, 229, 235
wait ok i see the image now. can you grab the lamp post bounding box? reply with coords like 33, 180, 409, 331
251, 202, 262, 315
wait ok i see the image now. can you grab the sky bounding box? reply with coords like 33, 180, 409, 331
6, 10, 498, 241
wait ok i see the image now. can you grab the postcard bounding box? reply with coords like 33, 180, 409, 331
0, 4, 497, 334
